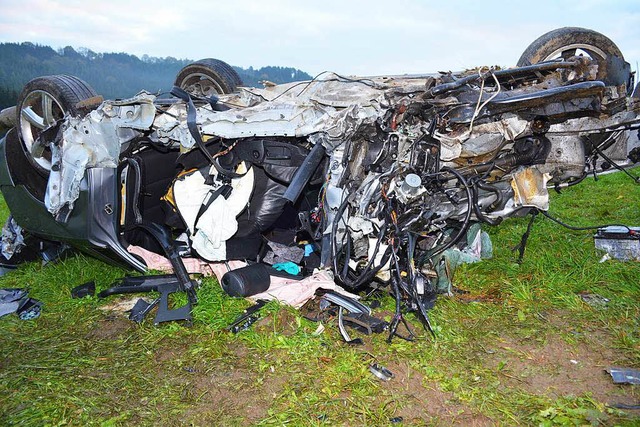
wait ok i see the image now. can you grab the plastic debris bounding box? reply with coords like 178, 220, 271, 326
272, 261, 301, 276
0, 288, 42, 320
1, 216, 25, 260
369, 363, 394, 381
606, 367, 640, 384
0, 288, 27, 317
17, 298, 42, 320
71, 281, 96, 299
578, 292, 610, 308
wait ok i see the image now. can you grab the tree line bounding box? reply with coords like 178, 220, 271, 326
0, 42, 312, 109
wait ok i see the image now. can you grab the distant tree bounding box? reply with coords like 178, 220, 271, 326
0, 42, 313, 109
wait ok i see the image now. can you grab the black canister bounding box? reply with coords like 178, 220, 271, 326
221, 263, 271, 297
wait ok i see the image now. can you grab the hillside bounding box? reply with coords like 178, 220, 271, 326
0, 42, 313, 109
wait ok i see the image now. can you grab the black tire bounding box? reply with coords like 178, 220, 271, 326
16, 75, 101, 175
517, 27, 624, 83
518, 28, 631, 154
174, 58, 243, 97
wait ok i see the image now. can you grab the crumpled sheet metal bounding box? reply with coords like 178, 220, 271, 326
101, 92, 157, 130
199, 97, 380, 150
236, 74, 388, 108
206, 76, 398, 150
1, 217, 25, 260
548, 109, 640, 135
510, 166, 551, 210
153, 103, 194, 148
45, 94, 157, 215
200, 101, 331, 139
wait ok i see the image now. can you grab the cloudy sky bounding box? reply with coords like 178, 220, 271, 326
0, 0, 638, 77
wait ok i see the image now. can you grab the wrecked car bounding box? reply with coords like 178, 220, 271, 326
0, 28, 638, 334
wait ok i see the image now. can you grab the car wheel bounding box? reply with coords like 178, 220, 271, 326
16, 75, 100, 175
174, 58, 243, 97
518, 28, 630, 156
517, 27, 626, 85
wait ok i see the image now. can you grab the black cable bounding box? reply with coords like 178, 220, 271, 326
540, 210, 632, 232
552, 171, 588, 193
330, 194, 391, 288
387, 247, 415, 343
511, 209, 538, 264
428, 167, 473, 257
470, 178, 503, 226
592, 142, 640, 183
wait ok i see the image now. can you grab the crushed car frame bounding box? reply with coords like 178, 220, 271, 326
1, 27, 638, 336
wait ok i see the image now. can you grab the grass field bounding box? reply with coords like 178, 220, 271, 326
1, 168, 639, 426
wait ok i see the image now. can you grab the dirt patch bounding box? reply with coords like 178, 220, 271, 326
380, 361, 495, 426
156, 343, 287, 424
483, 311, 639, 409
254, 309, 299, 336
85, 315, 132, 340
454, 285, 505, 304
181, 363, 287, 424
154, 342, 191, 364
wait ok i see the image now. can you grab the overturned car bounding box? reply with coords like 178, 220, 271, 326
1, 28, 639, 332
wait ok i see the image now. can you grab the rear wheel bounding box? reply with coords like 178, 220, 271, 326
518, 28, 632, 163
16, 75, 101, 174
174, 58, 243, 97
517, 27, 627, 86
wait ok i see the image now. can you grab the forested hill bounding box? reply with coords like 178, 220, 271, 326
0, 42, 313, 109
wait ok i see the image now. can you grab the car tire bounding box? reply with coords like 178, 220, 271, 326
174, 58, 243, 97
518, 28, 631, 155
16, 75, 101, 176
517, 27, 625, 84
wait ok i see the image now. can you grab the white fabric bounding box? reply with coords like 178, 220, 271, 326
172, 163, 255, 261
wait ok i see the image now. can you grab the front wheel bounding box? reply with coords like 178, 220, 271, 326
16, 75, 101, 175
517, 27, 630, 88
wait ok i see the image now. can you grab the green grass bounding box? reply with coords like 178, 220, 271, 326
1, 169, 639, 426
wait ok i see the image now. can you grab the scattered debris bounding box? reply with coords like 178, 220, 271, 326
594, 226, 640, 262
0, 288, 26, 318
578, 292, 610, 308
129, 298, 159, 323
71, 281, 96, 299
226, 299, 268, 333
97, 223, 198, 325
369, 363, 394, 381
606, 367, 640, 385
599, 253, 612, 263
0, 288, 42, 320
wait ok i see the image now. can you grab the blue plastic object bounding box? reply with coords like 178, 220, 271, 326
272, 262, 301, 275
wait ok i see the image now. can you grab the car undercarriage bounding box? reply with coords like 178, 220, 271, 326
1, 27, 639, 335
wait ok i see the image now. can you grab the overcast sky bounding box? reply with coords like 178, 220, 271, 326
0, 0, 638, 77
